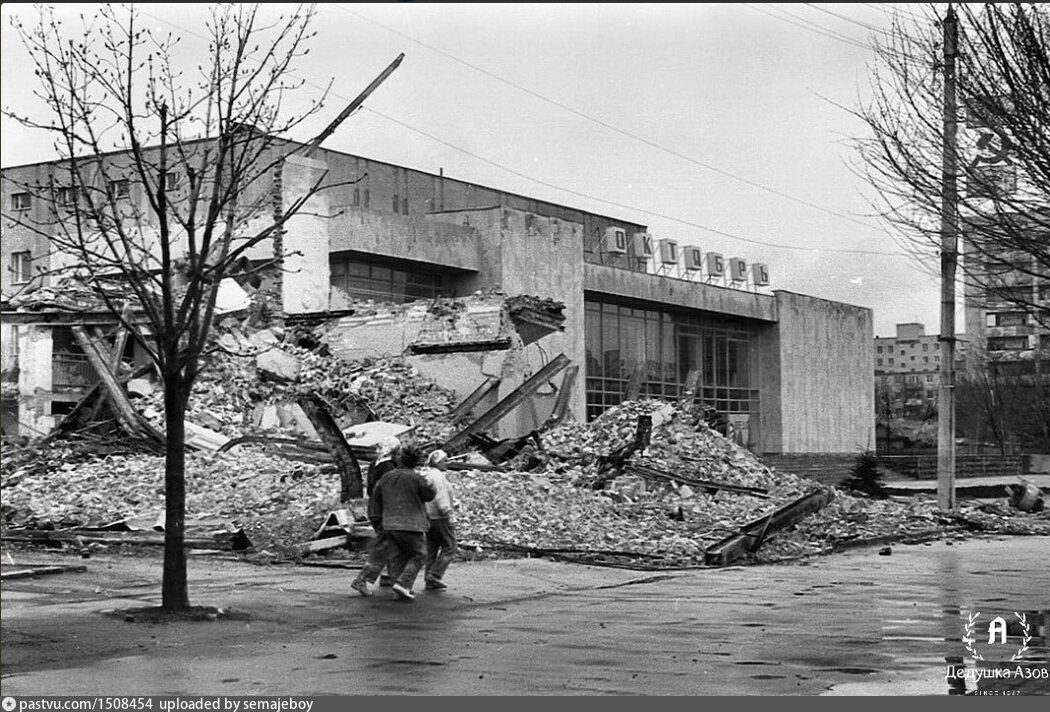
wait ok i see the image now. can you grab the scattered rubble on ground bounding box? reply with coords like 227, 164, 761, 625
4, 393, 1047, 568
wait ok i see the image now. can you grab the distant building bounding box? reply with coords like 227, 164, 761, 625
963, 242, 1050, 377
874, 323, 967, 417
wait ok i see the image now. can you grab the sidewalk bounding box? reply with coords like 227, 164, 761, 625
882, 473, 1050, 497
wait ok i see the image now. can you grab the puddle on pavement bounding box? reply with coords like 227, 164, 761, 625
828, 608, 1050, 696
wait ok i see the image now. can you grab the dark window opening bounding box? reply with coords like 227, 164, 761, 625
330, 256, 449, 304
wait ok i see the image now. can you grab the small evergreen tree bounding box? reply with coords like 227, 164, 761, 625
843, 450, 886, 499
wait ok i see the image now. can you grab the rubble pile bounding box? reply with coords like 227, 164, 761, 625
137, 334, 459, 445
1, 445, 339, 551
543, 399, 813, 498
3, 395, 1048, 567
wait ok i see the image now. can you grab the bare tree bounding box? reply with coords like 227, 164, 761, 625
956, 348, 1050, 453
2, 3, 344, 611
854, 3, 1050, 326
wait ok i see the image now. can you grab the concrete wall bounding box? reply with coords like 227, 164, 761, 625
327, 210, 482, 273
495, 209, 586, 432
584, 263, 778, 322
15, 324, 55, 437
281, 156, 331, 314
317, 296, 519, 430
761, 290, 874, 454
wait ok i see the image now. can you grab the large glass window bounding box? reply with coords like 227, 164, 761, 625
583, 297, 760, 423
329, 255, 448, 304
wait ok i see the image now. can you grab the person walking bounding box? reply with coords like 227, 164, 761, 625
421, 449, 458, 591
364, 435, 400, 588
352, 442, 435, 601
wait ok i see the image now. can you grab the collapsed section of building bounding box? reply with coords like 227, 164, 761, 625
2, 143, 874, 459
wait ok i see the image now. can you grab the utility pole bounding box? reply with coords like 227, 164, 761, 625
938, 5, 959, 511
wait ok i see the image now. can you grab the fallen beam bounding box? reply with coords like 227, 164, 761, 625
624, 362, 647, 401
542, 365, 578, 429
447, 376, 501, 426
442, 354, 570, 455
0, 564, 88, 580
2, 529, 252, 551
624, 463, 770, 498
71, 326, 163, 444
297, 395, 363, 501
703, 489, 833, 567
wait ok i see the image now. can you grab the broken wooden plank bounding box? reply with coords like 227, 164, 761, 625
542, 365, 579, 429
624, 463, 770, 498
82, 310, 133, 424
624, 362, 647, 401
2, 529, 251, 551
703, 489, 833, 566
44, 361, 154, 441
71, 326, 163, 444
292, 535, 351, 556
447, 376, 501, 425
445, 461, 508, 472
296, 395, 363, 501
441, 353, 571, 455
0, 563, 88, 580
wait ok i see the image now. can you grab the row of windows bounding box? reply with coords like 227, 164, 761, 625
877, 354, 940, 367
329, 257, 447, 304
584, 299, 760, 421
876, 342, 934, 354
8, 173, 180, 211
878, 374, 936, 384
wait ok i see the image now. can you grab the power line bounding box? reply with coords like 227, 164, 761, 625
742, 3, 873, 50
335, 3, 883, 233
363, 106, 902, 258
133, 5, 905, 259
801, 3, 895, 36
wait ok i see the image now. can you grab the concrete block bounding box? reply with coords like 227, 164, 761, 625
256, 348, 301, 382
126, 378, 154, 397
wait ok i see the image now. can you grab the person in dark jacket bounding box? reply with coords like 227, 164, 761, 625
362, 435, 401, 588
351, 443, 435, 600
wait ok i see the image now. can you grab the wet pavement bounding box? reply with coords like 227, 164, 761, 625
1, 536, 1048, 695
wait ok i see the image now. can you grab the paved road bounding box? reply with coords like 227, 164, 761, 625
2, 537, 1048, 695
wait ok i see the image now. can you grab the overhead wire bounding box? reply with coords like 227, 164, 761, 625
131, 4, 909, 259
335, 3, 884, 233
742, 3, 873, 50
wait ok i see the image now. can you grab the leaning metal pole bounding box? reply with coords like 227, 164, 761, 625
938, 5, 959, 511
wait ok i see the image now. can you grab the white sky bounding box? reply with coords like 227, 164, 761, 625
1, 3, 962, 337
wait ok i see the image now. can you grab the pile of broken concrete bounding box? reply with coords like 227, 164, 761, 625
4, 395, 1047, 568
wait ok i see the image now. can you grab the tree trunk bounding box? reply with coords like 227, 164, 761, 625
161, 378, 191, 611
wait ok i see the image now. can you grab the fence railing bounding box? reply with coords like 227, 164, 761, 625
876, 454, 1024, 479
52, 354, 97, 388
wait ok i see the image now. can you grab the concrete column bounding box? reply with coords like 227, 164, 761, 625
17, 324, 55, 437
281, 155, 331, 314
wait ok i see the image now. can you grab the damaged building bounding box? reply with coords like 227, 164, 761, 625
1, 143, 873, 457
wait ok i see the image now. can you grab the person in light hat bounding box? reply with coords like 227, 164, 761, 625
350, 435, 401, 595
420, 449, 458, 591
361, 442, 436, 601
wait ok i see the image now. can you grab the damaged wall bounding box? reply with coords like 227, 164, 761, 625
493, 209, 585, 433
15, 323, 56, 436
317, 294, 522, 434
281, 155, 331, 315
328, 210, 481, 273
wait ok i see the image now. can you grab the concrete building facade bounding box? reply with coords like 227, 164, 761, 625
2, 142, 874, 455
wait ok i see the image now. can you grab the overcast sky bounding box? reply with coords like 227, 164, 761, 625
1, 3, 958, 337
